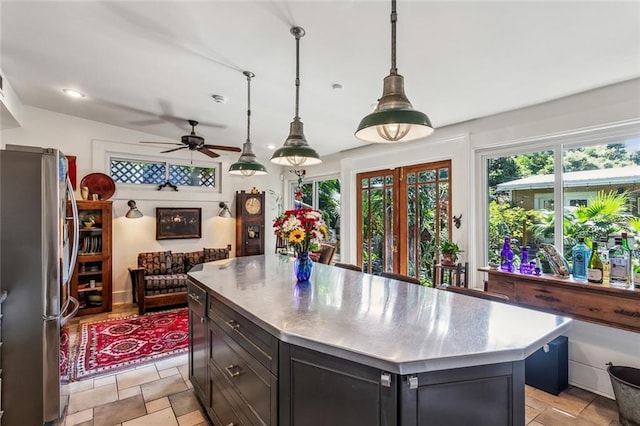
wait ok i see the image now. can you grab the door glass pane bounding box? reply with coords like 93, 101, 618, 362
318, 178, 341, 248
407, 185, 416, 275
385, 187, 394, 273
420, 183, 436, 283
489, 150, 554, 268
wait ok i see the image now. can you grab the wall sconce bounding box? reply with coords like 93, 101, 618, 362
453, 214, 462, 229
218, 202, 232, 217
125, 200, 143, 219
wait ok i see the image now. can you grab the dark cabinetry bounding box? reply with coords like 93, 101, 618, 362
188, 278, 525, 426
187, 282, 208, 400
69, 200, 112, 315
279, 344, 396, 426
188, 279, 278, 425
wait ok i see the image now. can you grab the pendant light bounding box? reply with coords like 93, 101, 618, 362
229, 71, 268, 176
355, 0, 434, 143
270, 26, 321, 167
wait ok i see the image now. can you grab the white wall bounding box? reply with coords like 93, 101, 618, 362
0, 106, 284, 305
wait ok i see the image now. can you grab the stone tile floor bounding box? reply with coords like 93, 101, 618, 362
62, 304, 622, 425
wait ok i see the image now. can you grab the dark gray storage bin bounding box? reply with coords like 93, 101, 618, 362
525, 335, 568, 395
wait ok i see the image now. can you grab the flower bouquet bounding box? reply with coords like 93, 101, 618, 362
273, 207, 328, 281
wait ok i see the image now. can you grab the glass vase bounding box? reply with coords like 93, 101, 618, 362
294, 251, 313, 282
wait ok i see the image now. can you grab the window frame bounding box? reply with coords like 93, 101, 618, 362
476, 121, 640, 269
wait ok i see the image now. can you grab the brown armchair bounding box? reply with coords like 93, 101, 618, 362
129, 244, 231, 314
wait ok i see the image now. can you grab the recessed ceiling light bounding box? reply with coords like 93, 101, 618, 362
266, 144, 276, 150
211, 94, 227, 104
62, 88, 86, 98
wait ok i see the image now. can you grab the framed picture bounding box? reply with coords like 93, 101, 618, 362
156, 208, 202, 240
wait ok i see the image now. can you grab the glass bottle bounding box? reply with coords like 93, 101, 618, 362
587, 242, 603, 284
500, 237, 514, 272
621, 232, 634, 285
519, 246, 529, 274
609, 237, 631, 288
571, 237, 590, 281
599, 237, 610, 286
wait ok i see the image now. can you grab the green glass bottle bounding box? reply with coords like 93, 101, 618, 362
587, 242, 603, 284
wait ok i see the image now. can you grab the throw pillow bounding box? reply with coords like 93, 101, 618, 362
204, 247, 230, 263
138, 251, 172, 275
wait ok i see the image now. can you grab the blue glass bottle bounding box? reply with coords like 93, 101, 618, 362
519, 246, 530, 274
571, 237, 591, 281
500, 237, 514, 272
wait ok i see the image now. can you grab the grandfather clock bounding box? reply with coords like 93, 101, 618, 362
235, 189, 265, 257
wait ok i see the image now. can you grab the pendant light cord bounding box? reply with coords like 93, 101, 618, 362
246, 72, 252, 142
292, 27, 304, 120
390, 0, 398, 75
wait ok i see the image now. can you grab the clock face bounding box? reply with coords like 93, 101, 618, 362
245, 197, 261, 215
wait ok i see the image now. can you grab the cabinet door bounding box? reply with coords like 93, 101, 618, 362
188, 296, 208, 400
279, 343, 397, 426
401, 361, 524, 426
69, 200, 112, 315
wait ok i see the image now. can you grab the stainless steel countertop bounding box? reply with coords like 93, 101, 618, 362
188, 254, 572, 375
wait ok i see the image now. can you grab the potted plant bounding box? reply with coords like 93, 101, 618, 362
440, 239, 462, 266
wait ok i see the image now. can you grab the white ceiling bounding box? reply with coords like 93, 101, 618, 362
2, 1, 639, 161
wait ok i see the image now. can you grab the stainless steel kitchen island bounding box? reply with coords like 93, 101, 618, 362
187, 254, 572, 425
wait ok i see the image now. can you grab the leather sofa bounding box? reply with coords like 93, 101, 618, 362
129, 244, 231, 314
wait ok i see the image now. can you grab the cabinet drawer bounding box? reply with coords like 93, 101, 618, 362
209, 366, 249, 426
209, 320, 277, 425
187, 281, 206, 318
515, 282, 640, 330
486, 274, 515, 298
208, 297, 278, 374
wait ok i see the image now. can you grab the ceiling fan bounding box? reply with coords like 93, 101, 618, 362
140, 119, 240, 159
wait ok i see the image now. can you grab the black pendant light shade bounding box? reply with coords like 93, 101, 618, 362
229, 71, 268, 176
355, 0, 434, 143
270, 27, 321, 167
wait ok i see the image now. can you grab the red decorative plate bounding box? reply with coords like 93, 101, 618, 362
80, 173, 116, 201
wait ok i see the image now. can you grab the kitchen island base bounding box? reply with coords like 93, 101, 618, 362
189, 281, 526, 425
187, 256, 569, 426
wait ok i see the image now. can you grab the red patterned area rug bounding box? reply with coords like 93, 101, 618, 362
70, 307, 189, 381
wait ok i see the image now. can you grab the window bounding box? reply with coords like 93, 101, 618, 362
290, 176, 341, 246
110, 158, 218, 189
484, 129, 640, 269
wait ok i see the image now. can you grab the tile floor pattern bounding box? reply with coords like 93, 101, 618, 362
62, 305, 623, 426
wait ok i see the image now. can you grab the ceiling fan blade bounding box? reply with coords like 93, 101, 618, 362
140, 141, 182, 146
161, 146, 188, 154
202, 144, 241, 152
197, 147, 220, 158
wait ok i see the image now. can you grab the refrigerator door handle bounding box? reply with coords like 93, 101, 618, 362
66, 176, 80, 283
61, 296, 79, 326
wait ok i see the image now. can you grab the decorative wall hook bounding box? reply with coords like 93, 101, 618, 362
453, 214, 462, 229
157, 180, 178, 191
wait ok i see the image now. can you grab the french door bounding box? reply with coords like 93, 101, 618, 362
357, 160, 451, 285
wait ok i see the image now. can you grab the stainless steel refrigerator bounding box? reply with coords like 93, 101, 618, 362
0, 145, 80, 425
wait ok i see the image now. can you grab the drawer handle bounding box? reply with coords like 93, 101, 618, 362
614, 308, 640, 318
188, 293, 201, 302
225, 364, 243, 378
226, 423, 236, 426
226, 320, 240, 331
534, 294, 560, 303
